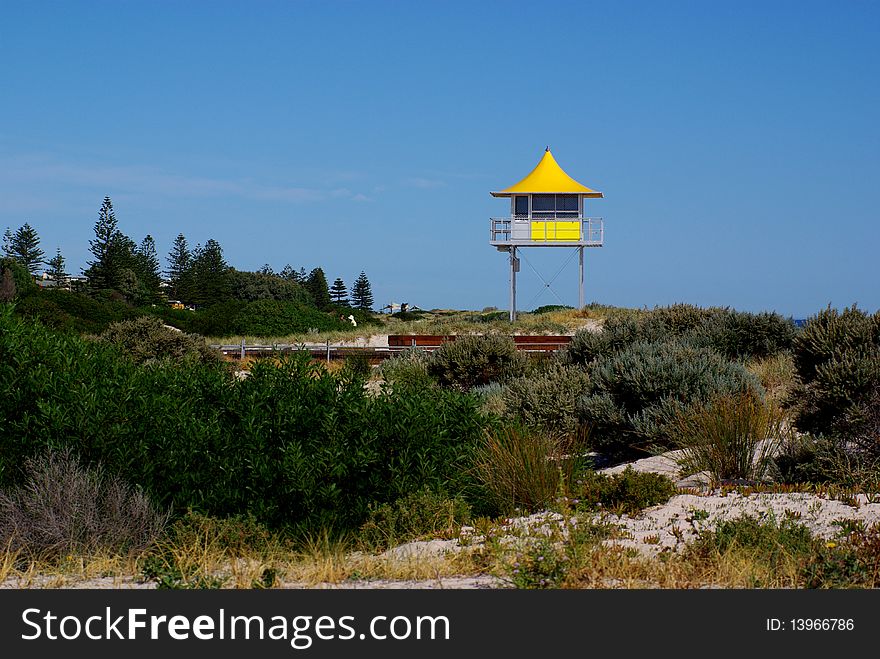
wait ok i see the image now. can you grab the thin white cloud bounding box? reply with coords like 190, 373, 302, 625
0, 154, 367, 204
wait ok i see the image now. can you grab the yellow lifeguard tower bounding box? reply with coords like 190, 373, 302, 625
490, 147, 604, 321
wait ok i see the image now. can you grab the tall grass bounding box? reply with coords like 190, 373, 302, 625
671, 393, 788, 486
473, 426, 579, 514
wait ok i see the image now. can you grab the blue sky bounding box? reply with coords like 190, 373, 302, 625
1, 1, 878, 317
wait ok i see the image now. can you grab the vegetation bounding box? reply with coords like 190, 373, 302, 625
4, 286, 880, 590
671, 393, 787, 486
576, 340, 762, 458
427, 334, 527, 391
97, 315, 219, 365
3, 222, 45, 275
472, 425, 581, 515
0, 449, 166, 561
351, 271, 374, 311
0, 309, 487, 536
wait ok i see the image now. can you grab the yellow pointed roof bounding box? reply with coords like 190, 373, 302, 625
491, 148, 603, 197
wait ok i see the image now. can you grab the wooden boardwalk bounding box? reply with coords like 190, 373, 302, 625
211, 334, 572, 362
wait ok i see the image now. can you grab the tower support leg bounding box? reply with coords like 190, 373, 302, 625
578, 246, 585, 310
509, 246, 517, 322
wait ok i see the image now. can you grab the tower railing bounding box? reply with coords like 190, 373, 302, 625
489, 217, 604, 246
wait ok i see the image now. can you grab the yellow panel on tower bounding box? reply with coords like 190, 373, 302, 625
531, 221, 581, 241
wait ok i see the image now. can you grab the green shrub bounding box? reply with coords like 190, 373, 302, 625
378, 347, 432, 387
341, 353, 371, 380
671, 393, 788, 486
804, 525, 880, 588
428, 335, 527, 390
574, 467, 677, 515
357, 488, 471, 551
183, 300, 352, 337
501, 362, 591, 435
564, 317, 645, 365
566, 305, 794, 365
14, 288, 140, 334
0, 309, 490, 533
648, 303, 723, 334
0, 448, 167, 560
166, 510, 280, 557
1, 257, 37, 301
577, 341, 763, 458
531, 304, 574, 314
98, 315, 219, 365
472, 426, 581, 515
790, 305, 880, 436
684, 515, 818, 579
693, 310, 797, 360
229, 269, 312, 304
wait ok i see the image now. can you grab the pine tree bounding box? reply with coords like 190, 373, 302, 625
8, 222, 45, 275
280, 264, 299, 282
305, 267, 331, 309
329, 277, 349, 306
84, 197, 121, 291
351, 271, 374, 311
188, 239, 231, 306
1, 228, 12, 258
166, 233, 191, 301
259, 263, 274, 276
134, 235, 162, 303
46, 248, 68, 287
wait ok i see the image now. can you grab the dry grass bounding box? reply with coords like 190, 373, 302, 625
747, 352, 796, 405
205, 306, 629, 345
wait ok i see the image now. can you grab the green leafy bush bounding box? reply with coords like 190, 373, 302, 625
98, 315, 219, 365
790, 305, 880, 436
0, 309, 490, 533
501, 362, 591, 435
804, 525, 880, 588
229, 269, 312, 304
574, 467, 677, 515
357, 488, 471, 551
1, 257, 37, 300
186, 299, 351, 337
577, 341, 762, 458
0, 449, 167, 560
14, 288, 140, 334
428, 335, 527, 390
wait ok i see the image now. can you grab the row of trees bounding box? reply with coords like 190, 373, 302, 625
2, 223, 67, 283
4, 197, 375, 311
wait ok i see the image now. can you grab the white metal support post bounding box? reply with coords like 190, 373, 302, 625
509, 246, 517, 322
578, 246, 584, 310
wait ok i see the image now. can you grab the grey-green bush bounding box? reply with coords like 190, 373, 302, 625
0, 449, 167, 560
577, 341, 763, 458
427, 335, 527, 390
693, 311, 797, 360
790, 305, 880, 436
565, 304, 795, 365
98, 315, 219, 365
501, 362, 591, 435
378, 347, 432, 387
